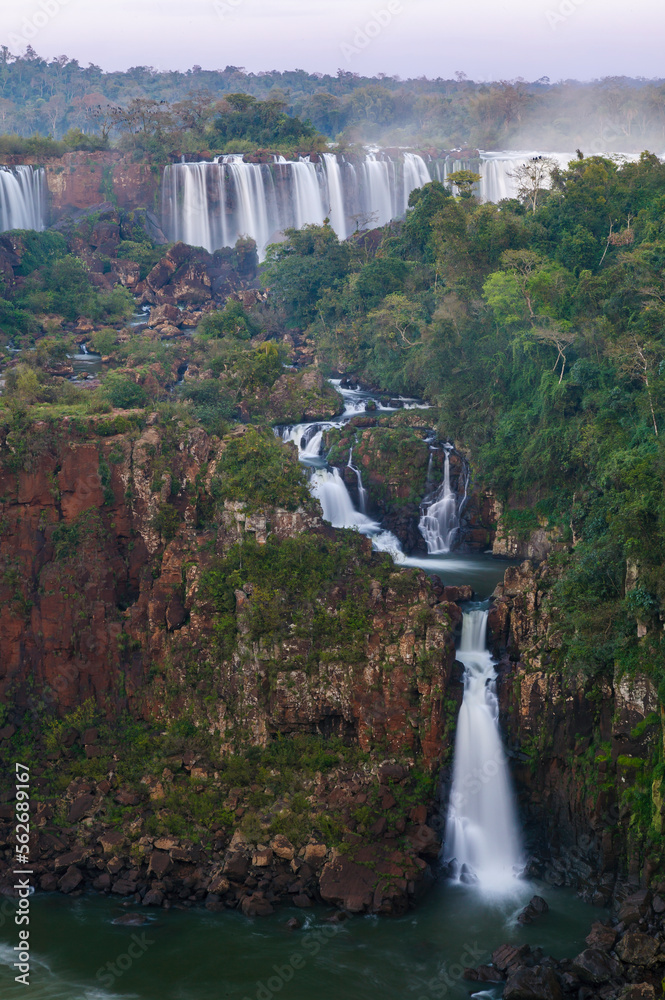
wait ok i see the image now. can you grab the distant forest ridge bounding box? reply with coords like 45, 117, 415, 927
1, 48, 665, 152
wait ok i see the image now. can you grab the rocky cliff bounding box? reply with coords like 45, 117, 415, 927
0, 413, 464, 914
489, 559, 664, 898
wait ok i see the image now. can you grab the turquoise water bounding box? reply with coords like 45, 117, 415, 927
0, 878, 599, 1000
399, 552, 514, 599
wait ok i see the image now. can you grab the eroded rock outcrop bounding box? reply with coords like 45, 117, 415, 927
0, 413, 466, 913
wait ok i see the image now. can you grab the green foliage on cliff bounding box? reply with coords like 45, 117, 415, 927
201, 531, 374, 668
214, 426, 311, 511
197, 301, 260, 341
263, 152, 665, 684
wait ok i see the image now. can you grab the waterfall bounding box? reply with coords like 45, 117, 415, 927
281, 423, 324, 460
419, 444, 460, 554
347, 448, 368, 514
0, 166, 46, 232
402, 152, 431, 213
444, 608, 523, 892
309, 467, 376, 531
162, 151, 434, 258
322, 153, 347, 239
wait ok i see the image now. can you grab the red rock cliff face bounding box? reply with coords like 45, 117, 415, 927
490, 560, 664, 892
37, 152, 161, 218
0, 417, 460, 769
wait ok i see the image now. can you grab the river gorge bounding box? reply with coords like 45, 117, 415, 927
1, 138, 664, 1000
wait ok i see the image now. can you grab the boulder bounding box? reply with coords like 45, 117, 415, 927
67, 794, 95, 823
114, 789, 141, 807
148, 851, 171, 877
209, 876, 230, 895
304, 844, 327, 867
406, 824, 440, 857
615, 932, 661, 967
252, 848, 273, 868
517, 895, 550, 924
503, 966, 563, 1000
224, 851, 250, 879
271, 835, 295, 861
111, 878, 138, 896
618, 890, 652, 926
464, 965, 504, 982
241, 893, 274, 917
378, 763, 406, 782
148, 303, 182, 328
59, 865, 83, 894
571, 948, 624, 983
142, 889, 164, 907
492, 944, 533, 973
585, 922, 618, 952
619, 986, 656, 1000
98, 831, 126, 854
54, 848, 88, 870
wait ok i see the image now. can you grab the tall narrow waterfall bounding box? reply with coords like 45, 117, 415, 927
347, 448, 368, 514
0, 166, 46, 232
445, 608, 523, 892
419, 444, 460, 554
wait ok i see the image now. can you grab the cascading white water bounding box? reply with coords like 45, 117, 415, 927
402, 152, 431, 213
162, 151, 435, 257
347, 447, 368, 514
445, 608, 523, 892
281, 422, 324, 460
477, 151, 574, 203
165, 149, 601, 256
322, 153, 347, 239
419, 444, 460, 554
0, 166, 46, 232
309, 467, 376, 531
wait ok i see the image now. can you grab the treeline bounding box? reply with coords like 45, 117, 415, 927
1, 48, 664, 151
262, 153, 665, 682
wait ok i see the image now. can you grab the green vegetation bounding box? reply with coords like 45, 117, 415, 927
201, 532, 376, 665
0, 51, 663, 152
262, 153, 665, 690
197, 301, 260, 341
212, 426, 311, 511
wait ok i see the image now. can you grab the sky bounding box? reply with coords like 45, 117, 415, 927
1, 0, 664, 82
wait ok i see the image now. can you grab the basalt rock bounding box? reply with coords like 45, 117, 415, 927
615, 933, 661, 967
503, 965, 563, 1000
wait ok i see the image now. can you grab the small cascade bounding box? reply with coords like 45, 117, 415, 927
281, 423, 324, 460
419, 444, 460, 554
79, 342, 89, 355
0, 165, 46, 233
309, 467, 376, 531
444, 607, 523, 892
347, 448, 368, 514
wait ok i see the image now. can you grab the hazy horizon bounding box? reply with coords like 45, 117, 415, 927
1, 0, 664, 82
